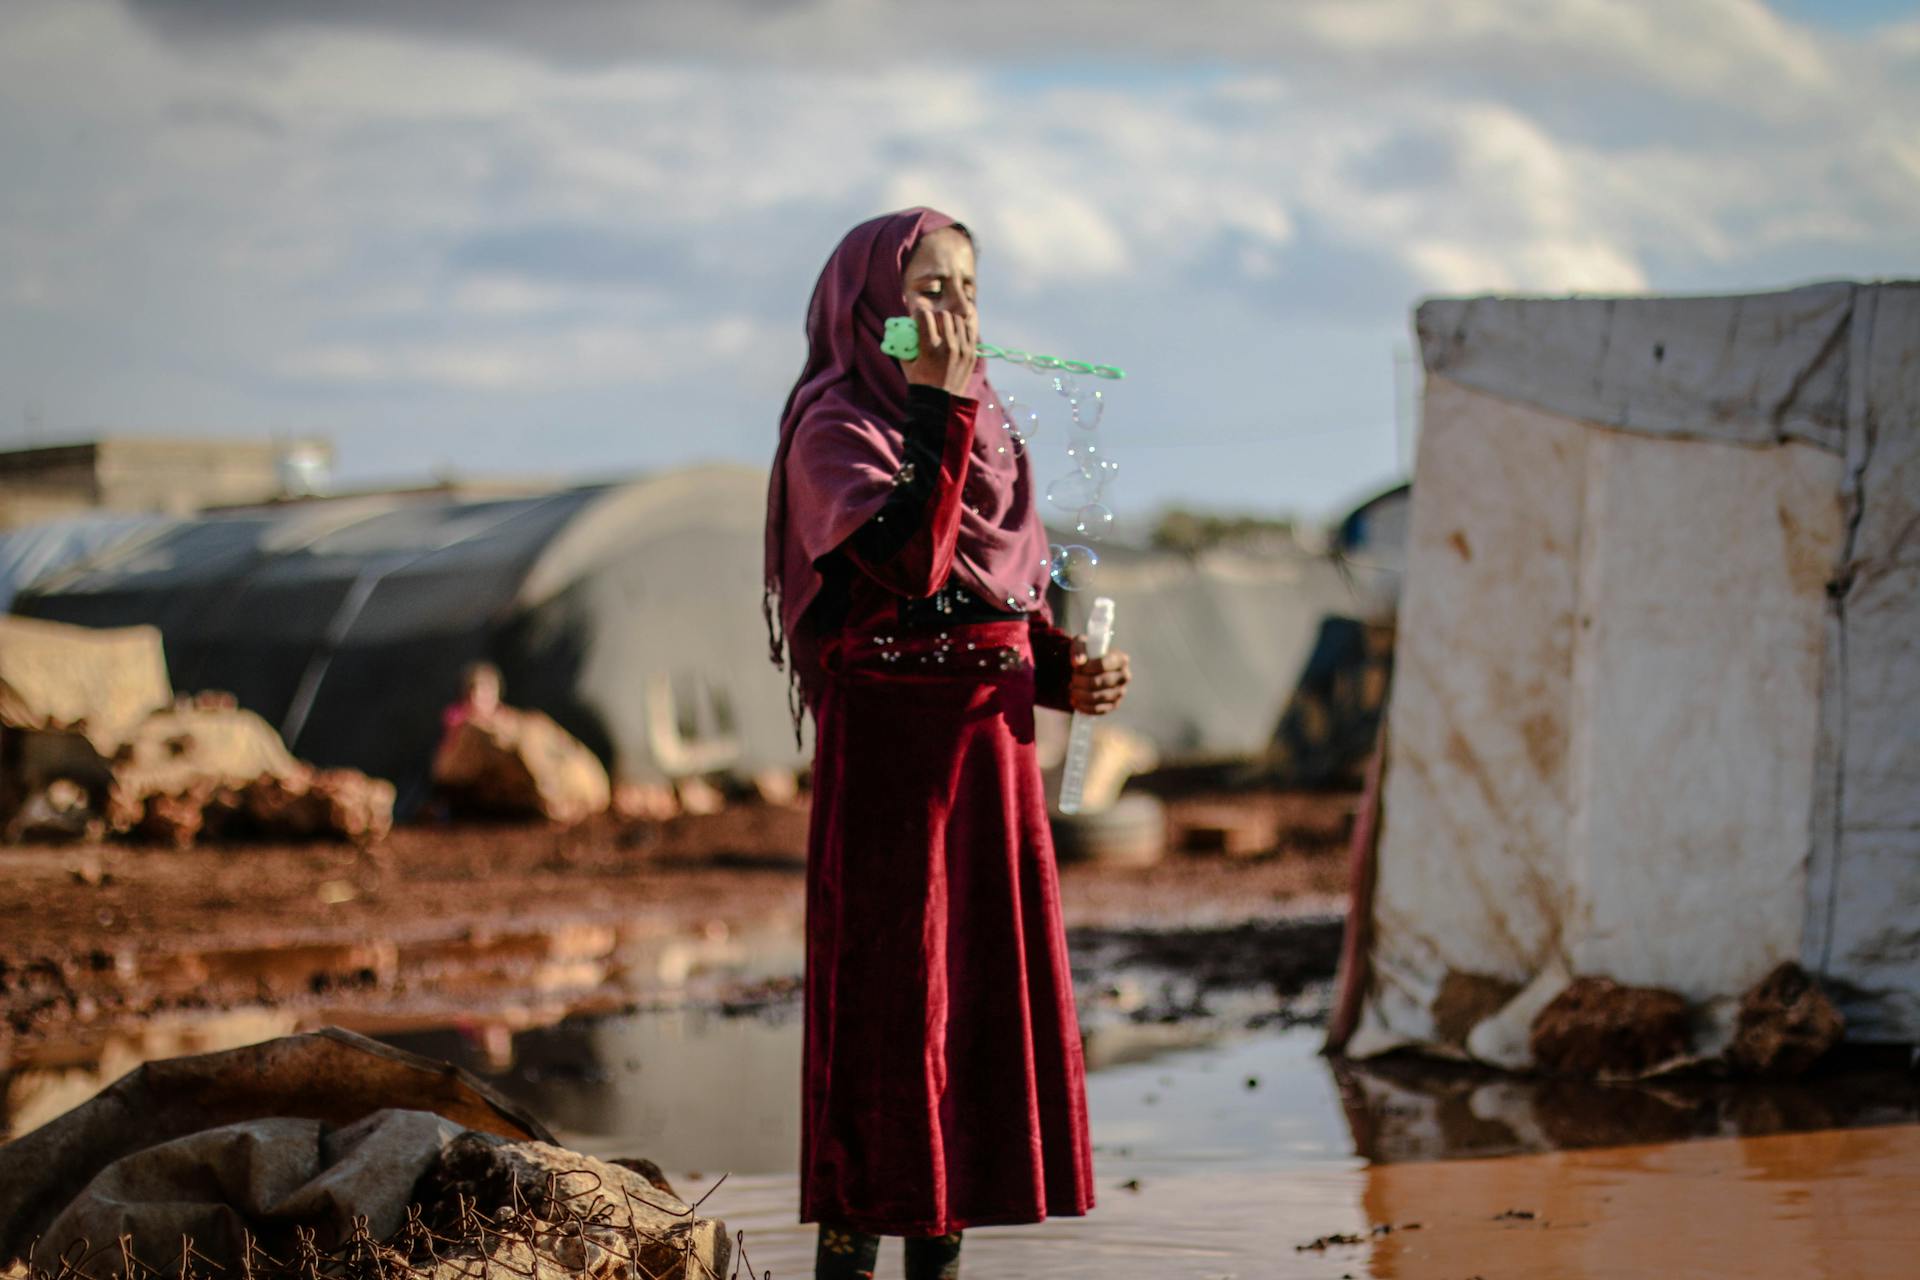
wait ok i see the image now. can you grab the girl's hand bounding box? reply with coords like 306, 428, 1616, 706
1069, 641, 1131, 716
900, 304, 978, 397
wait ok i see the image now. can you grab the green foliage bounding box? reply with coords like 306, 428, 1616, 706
1149, 507, 1297, 555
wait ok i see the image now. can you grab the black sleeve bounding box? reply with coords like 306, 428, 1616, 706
847, 385, 955, 567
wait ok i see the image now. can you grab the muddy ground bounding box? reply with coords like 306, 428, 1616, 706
0, 790, 1354, 1079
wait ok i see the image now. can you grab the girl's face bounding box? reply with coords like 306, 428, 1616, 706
901, 226, 978, 330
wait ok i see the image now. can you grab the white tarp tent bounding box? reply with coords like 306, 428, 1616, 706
1349, 281, 1919, 1062
1052, 541, 1363, 759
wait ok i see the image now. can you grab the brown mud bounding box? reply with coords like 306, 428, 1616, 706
0, 793, 1352, 1123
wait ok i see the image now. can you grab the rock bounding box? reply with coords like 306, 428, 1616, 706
139, 785, 211, 849
435, 709, 610, 826
1529, 977, 1691, 1078
1726, 962, 1844, 1077
674, 775, 725, 816
243, 773, 328, 837
749, 768, 799, 806
241, 770, 394, 844
420, 1131, 729, 1279
612, 782, 679, 822
313, 769, 395, 843
111, 705, 305, 799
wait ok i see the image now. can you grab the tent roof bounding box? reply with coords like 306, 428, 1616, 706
0, 513, 175, 611
1414, 280, 1902, 452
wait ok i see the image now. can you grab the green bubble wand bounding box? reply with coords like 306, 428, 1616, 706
882, 316, 1126, 380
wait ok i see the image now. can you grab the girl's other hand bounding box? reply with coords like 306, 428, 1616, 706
1069, 642, 1131, 716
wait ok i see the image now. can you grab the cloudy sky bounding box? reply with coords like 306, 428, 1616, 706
2, 0, 1916, 523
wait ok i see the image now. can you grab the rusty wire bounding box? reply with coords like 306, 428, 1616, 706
17, 1163, 761, 1280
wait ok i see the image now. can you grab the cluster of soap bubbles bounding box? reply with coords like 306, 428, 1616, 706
991, 366, 1117, 592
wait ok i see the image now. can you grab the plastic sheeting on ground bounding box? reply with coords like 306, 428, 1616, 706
0, 1026, 735, 1278
0, 1028, 551, 1259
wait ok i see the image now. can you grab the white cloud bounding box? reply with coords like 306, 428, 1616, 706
279, 317, 766, 392
0, 0, 1914, 513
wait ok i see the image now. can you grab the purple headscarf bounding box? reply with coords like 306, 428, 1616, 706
764, 208, 1052, 716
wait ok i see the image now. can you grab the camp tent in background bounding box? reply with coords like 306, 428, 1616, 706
1045, 539, 1350, 760
11, 464, 1412, 813
12, 466, 797, 813
1340, 280, 1919, 1059
0, 513, 174, 613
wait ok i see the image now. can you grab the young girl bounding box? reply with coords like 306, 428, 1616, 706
764, 208, 1132, 1279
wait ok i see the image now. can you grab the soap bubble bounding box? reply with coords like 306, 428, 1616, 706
1046, 469, 1100, 512
1051, 373, 1080, 400
1073, 502, 1114, 541
1051, 544, 1100, 592
1070, 388, 1104, 431
1000, 392, 1040, 445
1066, 438, 1102, 470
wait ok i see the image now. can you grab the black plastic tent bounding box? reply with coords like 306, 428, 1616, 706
12, 467, 800, 812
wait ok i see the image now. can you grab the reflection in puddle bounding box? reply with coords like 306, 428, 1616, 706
379, 1018, 1353, 1180
1334, 1047, 1920, 1165
382, 1010, 805, 1175
3, 1009, 302, 1137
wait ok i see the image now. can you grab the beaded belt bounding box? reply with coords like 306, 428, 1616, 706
827, 619, 1032, 677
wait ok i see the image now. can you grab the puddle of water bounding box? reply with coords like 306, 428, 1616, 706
678, 1124, 1920, 1279
382, 1009, 806, 1176
408, 1019, 1369, 1279
3, 1008, 303, 1137
1356, 1125, 1920, 1280
376, 1011, 1920, 1277
378, 1015, 1355, 1178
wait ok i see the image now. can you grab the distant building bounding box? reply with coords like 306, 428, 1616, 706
0, 437, 333, 530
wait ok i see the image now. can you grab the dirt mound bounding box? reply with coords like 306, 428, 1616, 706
1529, 977, 1690, 1077
1727, 962, 1844, 1077
434, 710, 610, 826
1, 619, 392, 849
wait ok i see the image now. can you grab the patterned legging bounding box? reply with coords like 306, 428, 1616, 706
815, 1225, 963, 1279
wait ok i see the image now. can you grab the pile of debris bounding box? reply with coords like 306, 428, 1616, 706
1404, 960, 1848, 1082
1, 617, 393, 848
0, 1029, 732, 1280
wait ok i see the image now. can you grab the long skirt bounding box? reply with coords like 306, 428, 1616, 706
800, 619, 1095, 1236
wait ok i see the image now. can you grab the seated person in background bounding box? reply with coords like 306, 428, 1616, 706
433, 661, 505, 780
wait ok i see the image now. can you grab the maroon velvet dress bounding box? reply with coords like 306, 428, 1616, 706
799, 386, 1095, 1236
